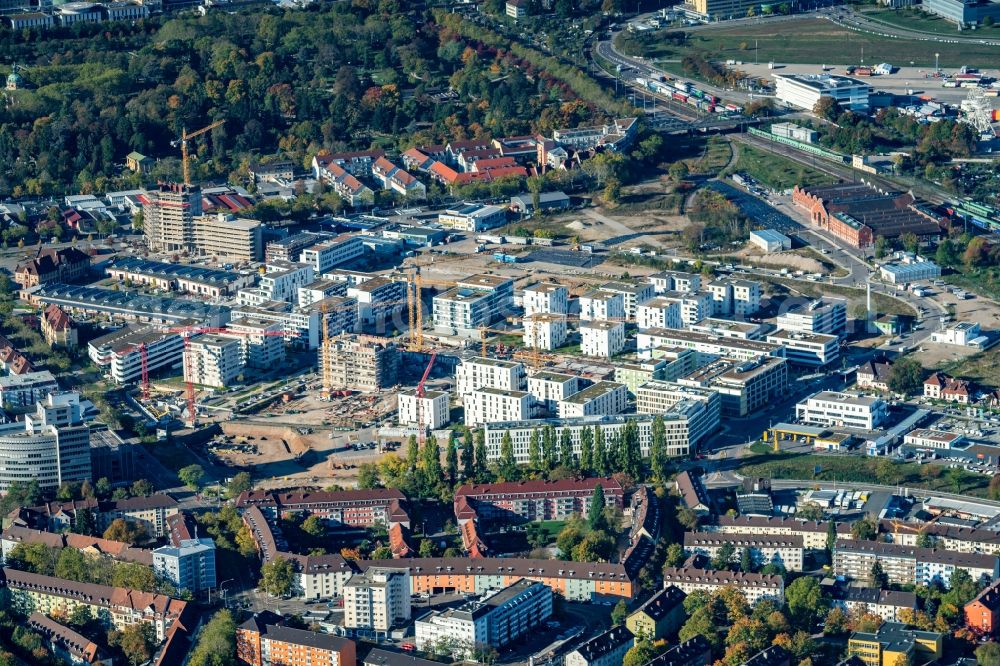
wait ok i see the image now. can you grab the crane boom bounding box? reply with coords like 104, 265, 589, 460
178, 120, 226, 186
416, 352, 437, 398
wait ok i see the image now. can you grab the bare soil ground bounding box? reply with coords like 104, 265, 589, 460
731, 246, 827, 274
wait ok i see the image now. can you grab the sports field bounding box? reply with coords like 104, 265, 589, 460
650, 18, 999, 69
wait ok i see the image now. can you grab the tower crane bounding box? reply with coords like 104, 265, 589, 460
171, 120, 225, 186
126, 342, 151, 401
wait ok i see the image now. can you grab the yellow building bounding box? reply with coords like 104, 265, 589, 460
625, 585, 686, 640
847, 622, 942, 666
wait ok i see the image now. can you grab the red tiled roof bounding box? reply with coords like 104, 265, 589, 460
43, 304, 72, 332
455, 477, 623, 498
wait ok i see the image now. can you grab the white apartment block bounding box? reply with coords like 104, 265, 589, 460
661, 567, 785, 605
636, 298, 683, 330
708, 279, 762, 317
599, 281, 655, 320
300, 235, 365, 274
226, 317, 285, 370
833, 539, 999, 588
398, 390, 450, 430
434, 275, 514, 331
240, 262, 315, 305
183, 334, 244, 388
648, 271, 701, 295
766, 330, 840, 367
466, 388, 532, 427
776, 298, 847, 337
527, 371, 580, 413
344, 567, 411, 633
456, 358, 526, 402
88, 326, 185, 385
688, 317, 766, 340
715, 515, 853, 550
637, 329, 783, 362
558, 381, 628, 418
523, 283, 569, 316
796, 391, 888, 430
579, 290, 625, 322
152, 537, 216, 594
684, 532, 805, 572
298, 279, 345, 309
580, 320, 626, 358
524, 314, 568, 350
347, 277, 406, 327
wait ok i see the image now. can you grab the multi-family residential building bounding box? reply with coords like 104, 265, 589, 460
636, 297, 683, 331
637, 328, 784, 362
965, 580, 1000, 636
438, 203, 507, 232
41, 304, 77, 348
827, 585, 918, 623
599, 281, 654, 320
372, 157, 426, 200
300, 235, 365, 274
433, 275, 514, 332
152, 537, 216, 594
183, 334, 244, 388
834, 539, 1000, 587
707, 279, 762, 316
715, 515, 852, 550
796, 391, 888, 429
87, 326, 184, 385
683, 532, 805, 571
558, 381, 628, 418
688, 317, 766, 340
398, 389, 449, 430
579, 290, 625, 322
660, 567, 785, 605
524, 314, 568, 350
924, 372, 974, 403
414, 579, 552, 657
580, 320, 626, 358
266, 232, 329, 264
237, 614, 357, 666
0, 392, 90, 493
0, 370, 59, 409
847, 622, 942, 666
647, 271, 701, 295
11, 495, 179, 538
343, 568, 411, 634
192, 213, 263, 262
647, 636, 713, 666
882, 521, 1000, 555
346, 277, 406, 328
453, 478, 624, 526
527, 371, 580, 413
565, 626, 633, 666
312, 156, 376, 206
26, 612, 106, 665
635, 381, 720, 418
0, 568, 188, 642
614, 358, 668, 397
856, 358, 893, 392
776, 297, 848, 336
322, 337, 399, 392
236, 489, 410, 529
522, 283, 569, 316
677, 356, 788, 417
766, 330, 840, 367
675, 470, 712, 515
625, 585, 687, 640
0, 526, 152, 567
465, 388, 532, 427
456, 357, 526, 402
226, 318, 286, 370
238, 262, 316, 306
298, 279, 345, 308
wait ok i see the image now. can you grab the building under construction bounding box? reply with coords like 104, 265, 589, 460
322, 336, 399, 392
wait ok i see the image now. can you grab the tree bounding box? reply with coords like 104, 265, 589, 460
474, 430, 489, 482
497, 432, 519, 481
888, 357, 923, 395
785, 577, 827, 630
302, 515, 325, 538
419, 539, 436, 558
813, 97, 840, 121
110, 623, 156, 666
649, 415, 668, 482
446, 436, 459, 486
226, 472, 252, 498
462, 427, 475, 480
668, 161, 690, 182
420, 437, 443, 495
826, 520, 838, 554
711, 542, 736, 570
187, 610, 237, 666
611, 599, 628, 625
103, 518, 145, 545
589, 485, 607, 531
572, 530, 615, 562
851, 517, 877, 541
620, 419, 642, 481
901, 232, 919, 254
357, 463, 381, 489
869, 561, 889, 588
528, 428, 542, 470
260, 557, 295, 597
560, 427, 575, 468
579, 426, 594, 473
542, 425, 557, 470
739, 547, 754, 573
664, 543, 685, 568
593, 426, 606, 475
875, 236, 890, 259
677, 507, 700, 531
130, 479, 154, 497
796, 503, 825, 521
179, 464, 205, 491
556, 519, 585, 558
622, 639, 657, 666
977, 642, 1000, 666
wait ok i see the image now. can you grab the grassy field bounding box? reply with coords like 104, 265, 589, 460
766, 276, 917, 317
726, 143, 835, 191
691, 136, 734, 177
862, 7, 1000, 37
649, 19, 999, 69
737, 450, 990, 497
939, 346, 1000, 387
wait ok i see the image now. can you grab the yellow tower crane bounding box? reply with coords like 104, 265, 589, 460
172, 120, 226, 186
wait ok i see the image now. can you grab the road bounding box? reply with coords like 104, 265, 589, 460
829, 6, 1000, 48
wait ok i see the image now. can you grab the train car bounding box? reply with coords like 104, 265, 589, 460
672, 92, 687, 102
725, 103, 740, 112
706, 95, 719, 105
690, 88, 705, 99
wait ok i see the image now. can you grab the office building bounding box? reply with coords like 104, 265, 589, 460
922, 0, 1000, 26
677, 356, 787, 417
465, 388, 532, 427
661, 567, 785, 605
847, 622, 942, 666
87, 326, 184, 385
453, 477, 624, 525
523, 283, 568, 316
300, 235, 365, 274
321, 337, 399, 392
524, 314, 568, 350
565, 626, 633, 666
237, 615, 356, 666
456, 357, 526, 401
0, 392, 90, 493
0, 370, 59, 410
683, 532, 805, 571
142, 183, 202, 253
625, 585, 687, 640
775, 73, 872, 113
344, 568, 411, 633
834, 539, 1000, 587
637, 328, 783, 362
183, 334, 244, 388
437, 203, 507, 232
776, 298, 847, 336
152, 537, 216, 594
767, 330, 840, 367
580, 320, 625, 358
635, 381, 719, 418
414, 579, 552, 658
191, 214, 262, 261
796, 391, 888, 429
579, 290, 625, 322
398, 389, 449, 430
527, 371, 580, 413
558, 381, 628, 418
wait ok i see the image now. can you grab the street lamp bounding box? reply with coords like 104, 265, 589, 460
217, 578, 236, 608
935, 53, 940, 74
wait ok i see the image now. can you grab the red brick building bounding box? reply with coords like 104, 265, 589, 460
453, 477, 624, 525
966, 581, 1000, 636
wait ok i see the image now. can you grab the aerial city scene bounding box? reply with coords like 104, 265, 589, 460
4, 0, 1000, 665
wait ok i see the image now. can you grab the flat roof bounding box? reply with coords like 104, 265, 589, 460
529, 371, 578, 383
750, 229, 792, 243
562, 381, 625, 404
107, 257, 241, 286
776, 73, 870, 91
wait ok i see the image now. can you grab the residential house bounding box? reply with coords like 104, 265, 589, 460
41, 304, 77, 348
856, 358, 892, 392
625, 585, 687, 640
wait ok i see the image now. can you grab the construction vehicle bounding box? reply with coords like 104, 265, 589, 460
171, 120, 225, 186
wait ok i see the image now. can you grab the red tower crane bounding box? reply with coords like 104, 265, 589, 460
415, 351, 437, 449
126, 343, 151, 401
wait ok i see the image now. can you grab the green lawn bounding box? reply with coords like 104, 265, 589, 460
862, 7, 1000, 37
737, 451, 989, 497
939, 346, 1000, 389
645, 19, 999, 69
727, 143, 835, 191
